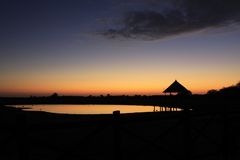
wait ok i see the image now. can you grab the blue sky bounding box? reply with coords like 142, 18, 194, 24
1, 0, 240, 96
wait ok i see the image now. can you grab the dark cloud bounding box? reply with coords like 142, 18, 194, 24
103, 0, 240, 40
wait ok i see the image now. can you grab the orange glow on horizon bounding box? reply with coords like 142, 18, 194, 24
0, 82, 232, 97
1, 68, 239, 97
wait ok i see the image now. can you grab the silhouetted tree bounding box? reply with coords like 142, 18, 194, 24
50, 93, 59, 98
207, 81, 240, 96
207, 89, 218, 95
236, 81, 240, 87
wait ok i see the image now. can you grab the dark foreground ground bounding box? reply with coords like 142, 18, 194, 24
1, 97, 240, 160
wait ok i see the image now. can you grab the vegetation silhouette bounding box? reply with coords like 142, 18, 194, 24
207, 82, 240, 96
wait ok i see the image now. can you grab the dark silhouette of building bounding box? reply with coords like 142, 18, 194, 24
163, 80, 192, 95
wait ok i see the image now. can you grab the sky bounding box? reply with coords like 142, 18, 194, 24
0, 0, 240, 96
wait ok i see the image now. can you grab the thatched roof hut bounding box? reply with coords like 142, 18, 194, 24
163, 80, 191, 95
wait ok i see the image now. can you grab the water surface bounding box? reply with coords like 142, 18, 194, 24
14, 104, 180, 114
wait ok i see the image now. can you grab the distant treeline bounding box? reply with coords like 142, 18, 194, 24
1, 94, 240, 111
0, 94, 188, 106
207, 82, 240, 96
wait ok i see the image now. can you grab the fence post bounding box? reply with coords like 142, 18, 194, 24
113, 110, 122, 160
16, 113, 29, 160
182, 106, 191, 160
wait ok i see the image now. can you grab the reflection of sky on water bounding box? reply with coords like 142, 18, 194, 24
14, 105, 182, 114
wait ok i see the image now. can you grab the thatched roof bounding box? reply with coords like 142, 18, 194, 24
163, 80, 191, 94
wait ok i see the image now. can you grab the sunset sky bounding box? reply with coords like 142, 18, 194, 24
1, 0, 240, 97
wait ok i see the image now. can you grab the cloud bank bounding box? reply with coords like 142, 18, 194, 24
103, 0, 240, 40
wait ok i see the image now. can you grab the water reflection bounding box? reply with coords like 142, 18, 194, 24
14, 104, 182, 114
